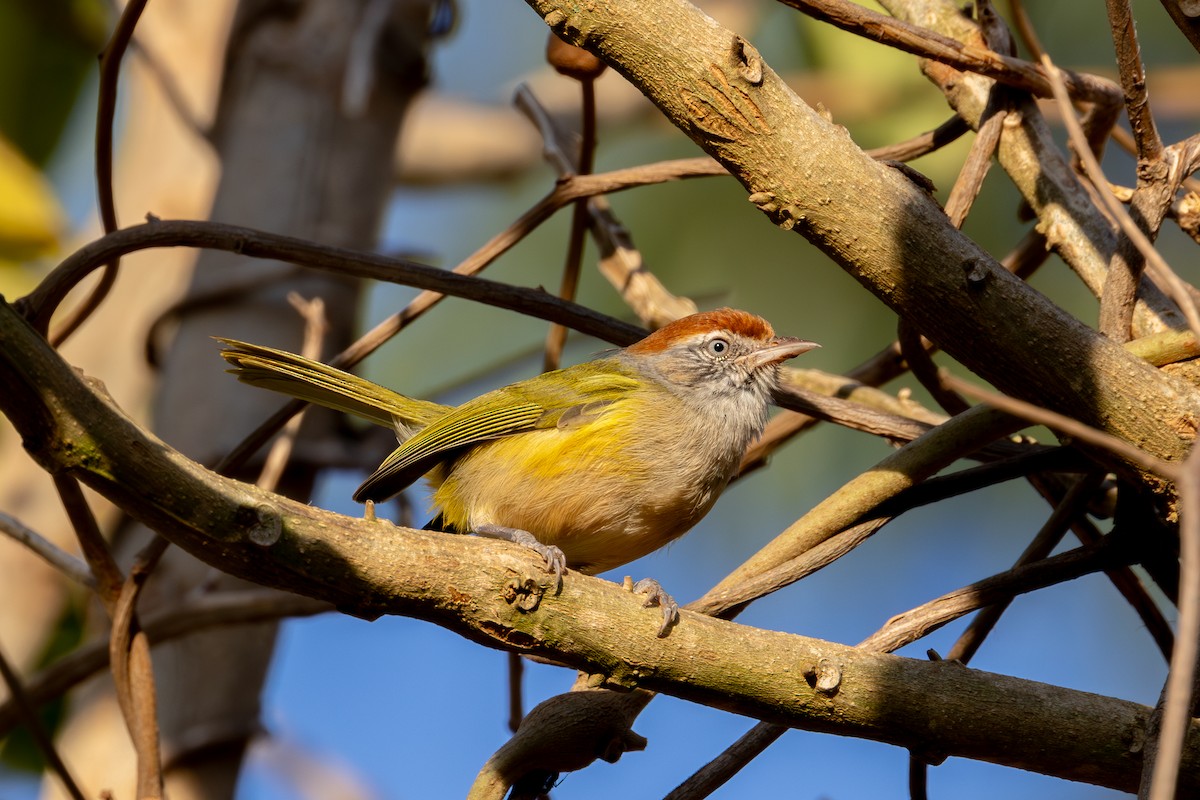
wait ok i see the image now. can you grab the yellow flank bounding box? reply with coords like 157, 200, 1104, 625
432, 391, 728, 574
218, 308, 818, 579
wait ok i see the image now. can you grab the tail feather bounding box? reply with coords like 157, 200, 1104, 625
216, 338, 448, 432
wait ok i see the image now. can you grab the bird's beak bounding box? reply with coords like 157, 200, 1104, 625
740, 336, 820, 370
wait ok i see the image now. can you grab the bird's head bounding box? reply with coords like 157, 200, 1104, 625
623, 308, 819, 407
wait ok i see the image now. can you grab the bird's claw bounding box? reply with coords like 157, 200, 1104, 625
530, 541, 566, 593
475, 523, 564, 593
631, 577, 679, 637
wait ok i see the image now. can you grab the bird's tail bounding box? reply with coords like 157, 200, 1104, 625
216, 338, 448, 433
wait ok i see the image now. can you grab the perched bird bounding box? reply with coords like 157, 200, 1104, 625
218, 308, 817, 633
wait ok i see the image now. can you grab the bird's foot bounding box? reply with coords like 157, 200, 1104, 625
475, 524, 565, 592
629, 577, 679, 637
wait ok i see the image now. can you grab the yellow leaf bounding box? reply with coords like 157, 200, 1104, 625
0, 134, 64, 260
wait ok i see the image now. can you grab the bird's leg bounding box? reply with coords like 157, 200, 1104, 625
474, 523, 566, 592
630, 577, 679, 637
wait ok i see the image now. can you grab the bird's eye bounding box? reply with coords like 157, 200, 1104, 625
706, 338, 729, 357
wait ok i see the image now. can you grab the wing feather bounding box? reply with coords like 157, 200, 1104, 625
353, 363, 641, 502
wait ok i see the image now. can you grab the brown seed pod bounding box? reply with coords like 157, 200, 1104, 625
546, 33, 607, 81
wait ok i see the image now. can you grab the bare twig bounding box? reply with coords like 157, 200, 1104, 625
54, 476, 164, 798
1041, 55, 1200, 341
776, 0, 1120, 104
0, 644, 89, 800
1154, 0, 1200, 57
867, 114, 970, 162
128, 34, 211, 143
940, 370, 1180, 482
543, 74, 599, 371
21, 164, 718, 335
942, 95, 1007, 227
515, 84, 700, 329
1105, 0, 1162, 162
897, 319, 969, 415
1026, 474, 1175, 661
50, 0, 149, 346
108, 538, 166, 799
255, 295, 326, 492
0, 590, 330, 739
663, 722, 785, 799
1096, 0, 1173, 341
946, 473, 1106, 663
858, 536, 1129, 652
1144, 445, 1200, 800
1005, 0, 1045, 60
54, 476, 124, 605
0, 510, 94, 587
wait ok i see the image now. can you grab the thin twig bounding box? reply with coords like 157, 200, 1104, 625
940, 370, 1180, 482
0, 590, 329, 738
0, 510, 94, 587
1006, 0, 1044, 59
1154, 0, 1200, 56
22, 164, 720, 335
54, 475, 124, 605
867, 114, 970, 162
127, 34, 211, 143
858, 537, 1129, 652
695, 517, 892, 620
0, 644, 89, 800
897, 319, 969, 415
946, 473, 1106, 663
108, 537, 166, 799
942, 96, 1007, 227
515, 83, 700, 329
50, 0, 149, 346
1026, 474, 1174, 661
776, 0, 1120, 104
1144, 445, 1200, 800
255, 295, 326, 492
54, 476, 164, 797
1104, 0, 1162, 162
662, 723, 785, 799
1096, 0, 1171, 341
1042, 54, 1200, 341
543, 77, 598, 371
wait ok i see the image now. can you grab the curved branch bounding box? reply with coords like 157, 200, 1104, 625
18, 219, 646, 347
522, 0, 1200, 478
0, 298, 1194, 794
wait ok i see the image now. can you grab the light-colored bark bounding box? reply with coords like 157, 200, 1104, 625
27, 2, 435, 799
0, 2, 228, 793
0, 304, 1194, 794
517, 0, 1200, 485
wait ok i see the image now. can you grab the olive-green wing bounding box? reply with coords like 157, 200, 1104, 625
353, 364, 639, 502
218, 338, 448, 430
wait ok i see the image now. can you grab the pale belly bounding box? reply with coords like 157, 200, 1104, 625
428, 421, 737, 574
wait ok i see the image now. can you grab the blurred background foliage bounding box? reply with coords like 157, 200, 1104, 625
0, 0, 107, 270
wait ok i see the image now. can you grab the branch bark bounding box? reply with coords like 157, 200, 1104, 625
519, 0, 1200, 489
0, 297, 1195, 793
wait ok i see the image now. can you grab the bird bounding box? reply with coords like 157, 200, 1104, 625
218, 308, 818, 634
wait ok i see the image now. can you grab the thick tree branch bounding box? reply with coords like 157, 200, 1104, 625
520, 0, 1200, 486
881, 0, 1185, 338
0, 298, 1196, 795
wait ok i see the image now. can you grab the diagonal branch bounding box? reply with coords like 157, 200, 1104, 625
523, 0, 1200, 482
776, 0, 1120, 104
0, 297, 1196, 794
